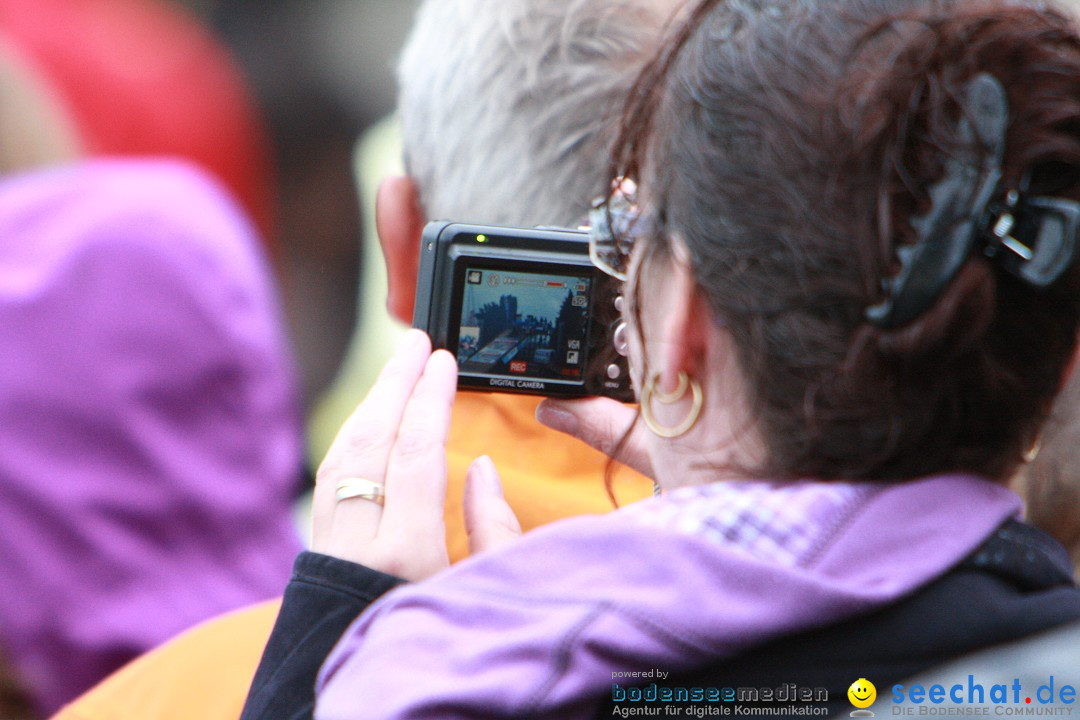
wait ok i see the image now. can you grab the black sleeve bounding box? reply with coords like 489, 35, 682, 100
240, 551, 407, 720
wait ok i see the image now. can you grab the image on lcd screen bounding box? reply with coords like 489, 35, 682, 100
457, 268, 591, 384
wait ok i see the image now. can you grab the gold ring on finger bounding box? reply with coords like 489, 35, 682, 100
335, 477, 385, 506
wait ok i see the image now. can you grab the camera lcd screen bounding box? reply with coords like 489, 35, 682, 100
455, 267, 593, 386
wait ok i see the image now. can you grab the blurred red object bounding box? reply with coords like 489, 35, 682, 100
0, 0, 276, 247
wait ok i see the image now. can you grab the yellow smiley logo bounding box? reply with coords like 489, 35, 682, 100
848, 678, 876, 708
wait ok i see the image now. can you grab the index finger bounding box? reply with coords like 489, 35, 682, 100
311, 329, 433, 555
318, 329, 432, 484
380, 349, 458, 537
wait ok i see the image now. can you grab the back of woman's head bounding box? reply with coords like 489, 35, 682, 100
619, 0, 1080, 482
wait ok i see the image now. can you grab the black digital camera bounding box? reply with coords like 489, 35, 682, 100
413, 221, 633, 401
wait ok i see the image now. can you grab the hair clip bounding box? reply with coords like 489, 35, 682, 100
866, 73, 1080, 328
979, 184, 1080, 288
866, 73, 1008, 328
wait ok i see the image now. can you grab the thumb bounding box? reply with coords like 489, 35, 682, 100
464, 455, 522, 555
535, 397, 654, 478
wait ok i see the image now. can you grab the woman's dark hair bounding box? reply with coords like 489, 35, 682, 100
611, 0, 1080, 482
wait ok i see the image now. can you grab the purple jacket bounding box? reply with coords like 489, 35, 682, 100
316, 474, 1021, 718
0, 160, 304, 715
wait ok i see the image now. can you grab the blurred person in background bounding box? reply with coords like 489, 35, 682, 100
0, 6, 306, 715
0, 158, 304, 718
321, 0, 671, 563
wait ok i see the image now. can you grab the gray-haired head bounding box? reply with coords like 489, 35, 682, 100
397, 0, 681, 227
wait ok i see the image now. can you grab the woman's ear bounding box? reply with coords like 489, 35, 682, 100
656, 246, 710, 393
376, 176, 427, 323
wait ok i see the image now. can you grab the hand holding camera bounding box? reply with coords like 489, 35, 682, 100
312, 330, 522, 580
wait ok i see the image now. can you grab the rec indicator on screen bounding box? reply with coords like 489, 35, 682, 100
456, 268, 592, 385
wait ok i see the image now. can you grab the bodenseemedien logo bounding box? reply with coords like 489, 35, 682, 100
609, 673, 830, 716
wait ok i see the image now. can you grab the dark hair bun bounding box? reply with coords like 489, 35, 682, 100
615, 0, 1080, 481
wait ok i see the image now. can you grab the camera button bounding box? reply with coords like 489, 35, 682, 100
614, 295, 625, 313
606, 363, 622, 380
613, 322, 629, 356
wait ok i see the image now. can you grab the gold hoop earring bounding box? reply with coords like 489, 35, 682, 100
641, 371, 703, 438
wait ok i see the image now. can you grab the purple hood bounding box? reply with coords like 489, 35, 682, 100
317, 474, 1021, 718
0, 160, 304, 715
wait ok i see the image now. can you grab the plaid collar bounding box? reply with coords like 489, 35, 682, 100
624, 479, 874, 568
